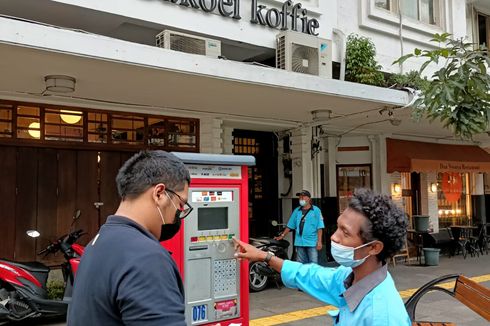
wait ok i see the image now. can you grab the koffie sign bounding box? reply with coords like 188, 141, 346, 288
161, 0, 320, 35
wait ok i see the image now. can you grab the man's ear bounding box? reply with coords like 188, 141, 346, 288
369, 241, 384, 256
153, 183, 166, 200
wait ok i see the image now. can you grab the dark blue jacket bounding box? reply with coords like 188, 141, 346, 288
68, 216, 185, 325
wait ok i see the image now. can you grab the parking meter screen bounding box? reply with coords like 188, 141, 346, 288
198, 207, 229, 230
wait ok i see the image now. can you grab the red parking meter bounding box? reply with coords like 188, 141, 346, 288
162, 153, 255, 326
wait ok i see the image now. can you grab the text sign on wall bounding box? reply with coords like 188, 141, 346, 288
160, 0, 320, 35
186, 164, 242, 179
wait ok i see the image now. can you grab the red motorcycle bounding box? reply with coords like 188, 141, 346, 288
0, 211, 85, 323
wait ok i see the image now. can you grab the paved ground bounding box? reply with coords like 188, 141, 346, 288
5, 252, 490, 325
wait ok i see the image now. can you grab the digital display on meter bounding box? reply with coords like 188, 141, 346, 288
197, 207, 228, 230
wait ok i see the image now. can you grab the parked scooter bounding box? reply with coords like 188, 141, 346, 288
248, 220, 290, 292
0, 210, 86, 323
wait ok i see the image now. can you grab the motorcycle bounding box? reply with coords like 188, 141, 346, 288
0, 210, 86, 323
248, 220, 290, 292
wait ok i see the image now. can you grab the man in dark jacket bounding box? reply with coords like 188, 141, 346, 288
68, 150, 191, 325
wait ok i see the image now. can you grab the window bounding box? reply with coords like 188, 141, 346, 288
376, 0, 441, 26
437, 172, 472, 227
0, 101, 199, 151
478, 14, 490, 50
336, 165, 372, 213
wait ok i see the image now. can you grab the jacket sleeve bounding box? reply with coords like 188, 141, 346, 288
117, 251, 186, 326
281, 260, 349, 307
316, 207, 325, 229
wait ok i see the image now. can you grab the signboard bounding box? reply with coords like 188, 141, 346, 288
187, 164, 242, 179
411, 159, 490, 173
160, 0, 320, 35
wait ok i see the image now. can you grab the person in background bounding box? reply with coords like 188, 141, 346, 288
275, 190, 324, 264
235, 188, 411, 325
68, 150, 191, 325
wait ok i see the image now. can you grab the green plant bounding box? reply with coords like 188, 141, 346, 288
46, 280, 65, 300
345, 34, 385, 86
394, 33, 490, 139
386, 70, 430, 90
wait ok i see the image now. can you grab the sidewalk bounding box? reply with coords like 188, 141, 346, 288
249, 253, 490, 325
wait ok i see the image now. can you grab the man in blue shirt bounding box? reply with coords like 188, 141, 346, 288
275, 190, 324, 264
68, 151, 192, 325
235, 188, 411, 325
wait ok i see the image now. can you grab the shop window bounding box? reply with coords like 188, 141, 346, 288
167, 119, 197, 149
0, 104, 13, 138
478, 14, 490, 50
337, 165, 372, 213
1, 101, 199, 151
111, 114, 145, 145
376, 0, 441, 26
88, 112, 109, 143
437, 172, 472, 227
16, 106, 41, 139
44, 109, 83, 142
233, 137, 260, 154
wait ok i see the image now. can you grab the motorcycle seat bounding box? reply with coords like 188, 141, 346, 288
0, 260, 49, 274
249, 237, 289, 248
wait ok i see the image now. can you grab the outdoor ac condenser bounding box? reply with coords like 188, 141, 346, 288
156, 30, 221, 58
276, 31, 332, 78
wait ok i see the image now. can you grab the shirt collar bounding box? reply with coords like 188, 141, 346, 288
105, 215, 158, 242
342, 264, 388, 312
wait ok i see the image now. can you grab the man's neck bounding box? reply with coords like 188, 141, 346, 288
351, 256, 382, 285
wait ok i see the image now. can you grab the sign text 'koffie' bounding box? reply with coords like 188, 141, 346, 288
161, 0, 320, 35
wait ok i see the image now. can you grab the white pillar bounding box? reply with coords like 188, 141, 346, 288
200, 118, 223, 154
291, 127, 314, 196
368, 135, 380, 192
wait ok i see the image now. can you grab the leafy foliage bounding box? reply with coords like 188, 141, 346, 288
394, 33, 490, 139
345, 34, 385, 86
386, 70, 430, 90
46, 280, 65, 300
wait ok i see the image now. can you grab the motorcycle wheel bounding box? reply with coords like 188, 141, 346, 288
249, 261, 268, 292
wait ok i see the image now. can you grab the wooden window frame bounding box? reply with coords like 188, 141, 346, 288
0, 100, 200, 152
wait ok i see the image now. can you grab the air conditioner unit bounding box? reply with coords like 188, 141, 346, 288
276, 31, 332, 78
156, 30, 221, 58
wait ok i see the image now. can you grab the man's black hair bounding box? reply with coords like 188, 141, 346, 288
116, 150, 191, 200
349, 188, 407, 263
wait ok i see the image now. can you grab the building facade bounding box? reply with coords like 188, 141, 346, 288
0, 0, 489, 262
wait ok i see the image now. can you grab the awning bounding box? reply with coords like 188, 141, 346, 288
386, 138, 490, 173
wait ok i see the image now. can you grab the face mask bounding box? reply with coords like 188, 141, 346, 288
330, 240, 375, 268
156, 194, 182, 241
299, 200, 307, 207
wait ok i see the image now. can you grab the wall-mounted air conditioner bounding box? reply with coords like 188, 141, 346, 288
276, 31, 332, 78
156, 30, 221, 58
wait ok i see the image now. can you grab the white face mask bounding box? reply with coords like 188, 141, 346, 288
299, 199, 307, 207
330, 240, 376, 268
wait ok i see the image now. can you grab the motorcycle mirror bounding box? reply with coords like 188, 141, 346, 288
271, 220, 278, 227
73, 209, 81, 220
26, 230, 41, 238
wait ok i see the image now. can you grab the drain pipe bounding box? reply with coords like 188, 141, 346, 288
333, 28, 346, 81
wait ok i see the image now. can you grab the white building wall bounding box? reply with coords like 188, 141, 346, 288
338, 0, 467, 75
200, 117, 223, 153
47, 0, 336, 50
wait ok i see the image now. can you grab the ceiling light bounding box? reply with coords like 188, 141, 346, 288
28, 122, 40, 139
311, 109, 332, 121
60, 110, 82, 124
45, 75, 76, 93
390, 118, 402, 126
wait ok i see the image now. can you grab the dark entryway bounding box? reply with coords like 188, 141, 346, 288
232, 130, 278, 237
0, 146, 133, 264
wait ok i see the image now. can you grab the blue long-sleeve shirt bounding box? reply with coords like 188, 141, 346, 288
281, 260, 411, 325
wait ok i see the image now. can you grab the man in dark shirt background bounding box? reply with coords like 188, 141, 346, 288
68, 150, 191, 325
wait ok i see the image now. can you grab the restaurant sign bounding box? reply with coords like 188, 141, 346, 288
411, 159, 490, 172
161, 0, 320, 35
